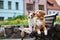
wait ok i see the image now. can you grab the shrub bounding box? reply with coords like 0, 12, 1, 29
55, 16, 60, 22
2, 15, 28, 25
13, 15, 28, 20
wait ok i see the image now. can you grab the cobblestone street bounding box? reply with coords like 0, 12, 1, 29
1, 38, 34, 40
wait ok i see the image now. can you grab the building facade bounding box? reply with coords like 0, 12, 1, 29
24, 0, 47, 15
0, 0, 24, 20
47, 0, 60, 15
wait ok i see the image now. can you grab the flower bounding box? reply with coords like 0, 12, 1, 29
4, 20, 9, 23
23, 20, 28, 22
56, 16, 60, 19
16, 18, 21, 20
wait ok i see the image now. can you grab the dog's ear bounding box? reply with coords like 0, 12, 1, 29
28, 13, 30, 15
41, 12, 45, 17
42, 12, 45, 16
39, 10, 45, 16
27, 12, 30, 15
33, 13, 35, 15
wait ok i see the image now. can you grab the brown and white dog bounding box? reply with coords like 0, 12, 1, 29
21, 12, 36, 37
35, 10, 47, 35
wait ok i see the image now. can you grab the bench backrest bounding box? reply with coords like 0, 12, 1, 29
45, 14, 58, 28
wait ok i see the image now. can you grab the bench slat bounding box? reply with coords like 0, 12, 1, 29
45, 14, 57, 28
45, 21, 53, 23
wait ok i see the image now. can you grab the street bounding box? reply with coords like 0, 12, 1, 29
1, 38, 34, 40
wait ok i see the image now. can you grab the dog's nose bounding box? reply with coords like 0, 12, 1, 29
28, 17, 30, 18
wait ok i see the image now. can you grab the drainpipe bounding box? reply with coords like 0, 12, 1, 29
33, 0, 35, 12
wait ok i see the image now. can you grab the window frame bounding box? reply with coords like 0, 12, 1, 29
16, 2, 19, 10
26, 3, 34, 11
8, 1, 11, 9
0, 1, 4, 9
39, 5, 44, 10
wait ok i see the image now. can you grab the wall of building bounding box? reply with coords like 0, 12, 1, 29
47, 0, 60, 10
24, 0, 47, 15
0, 0, 24, 20
47, 0, 60, 15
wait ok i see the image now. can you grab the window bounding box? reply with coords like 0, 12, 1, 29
8, 1, 11, 9
8, 17, 12, 19
0, 1, 3, 9
49, 11, 51, 14
0, 17, 4, 21
53, 12, 55, 13
26, 3, 33, 11
39, 5, 44, 10
16, 2, 19, 10
49, 12, 51, 14
8, 17, 12, 20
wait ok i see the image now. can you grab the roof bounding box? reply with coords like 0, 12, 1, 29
47, 0, 60, 10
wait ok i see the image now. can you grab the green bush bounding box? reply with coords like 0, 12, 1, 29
7, 15, 28, 20
55, 16, 60, 22
15, 15, 28, 20
0, 15, 28, 25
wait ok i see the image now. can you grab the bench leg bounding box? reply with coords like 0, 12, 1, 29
21, 37, 24, 40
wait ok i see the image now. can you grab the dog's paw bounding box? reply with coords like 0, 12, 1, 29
37, 31, 41, 34
44, 30, 47, 35
21, 31, 25, 37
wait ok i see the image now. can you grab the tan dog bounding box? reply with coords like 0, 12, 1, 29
35, 10, 47, 35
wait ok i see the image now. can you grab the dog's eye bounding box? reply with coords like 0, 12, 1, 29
33, 13, 35, 15
31, 15, 32, 16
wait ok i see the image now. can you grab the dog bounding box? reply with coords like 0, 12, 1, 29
21, 10, 48, 37
35, 10, 48, 35
21, 12, 36, 37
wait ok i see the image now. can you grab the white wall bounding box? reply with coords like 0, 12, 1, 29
48, 9, 60, 15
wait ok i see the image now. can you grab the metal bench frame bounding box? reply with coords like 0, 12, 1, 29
34, 14, 58, 40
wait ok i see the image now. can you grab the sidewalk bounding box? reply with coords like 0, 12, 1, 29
0, 38, 34, 40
